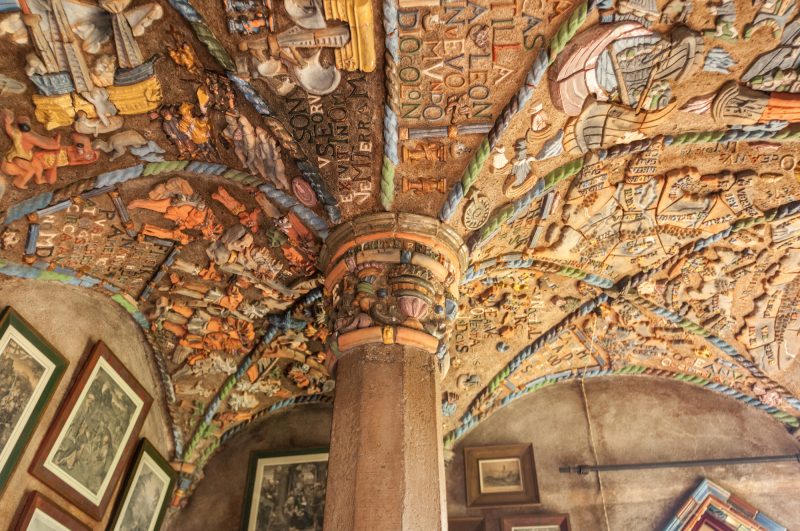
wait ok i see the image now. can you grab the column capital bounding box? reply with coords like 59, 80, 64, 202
320, 213, 467, 360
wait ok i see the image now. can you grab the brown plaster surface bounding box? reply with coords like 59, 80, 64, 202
2, 0, 800, 515
324, 344, 445, 531
446, 376, 800, 531
170, 371, 800, 530
0, 279, 172, 530
165, 403, 333, 531
401, 346, 447, 531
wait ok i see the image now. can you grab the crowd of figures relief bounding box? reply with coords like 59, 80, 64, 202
0, 0, 799, 508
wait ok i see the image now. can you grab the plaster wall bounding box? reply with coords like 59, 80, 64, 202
171, 374, 800, 531
0, 279, 172, 530
446, 376, 800, 530
325, 344, 446, 531
168, 403, 333, 531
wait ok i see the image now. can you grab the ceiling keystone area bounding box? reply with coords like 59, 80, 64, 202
1, 0, 800, 504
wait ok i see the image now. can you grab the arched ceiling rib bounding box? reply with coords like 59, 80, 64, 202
0, 0, 799, 505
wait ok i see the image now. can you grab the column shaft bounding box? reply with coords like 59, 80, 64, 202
319, 214, 466, 530
324, 344, 445, 530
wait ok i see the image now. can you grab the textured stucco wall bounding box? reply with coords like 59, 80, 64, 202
0, 279, 172, 530
446, 376, 800, 530
167, 403, 333, 531
169, 374, 800, 531
324, 344, 445, 531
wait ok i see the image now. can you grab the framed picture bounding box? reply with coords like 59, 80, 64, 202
448, 516, 485, 531
464, 444, 539, 507
30, 341, 152, 521
0, 307, 68, 494
12, 491, 90, 531
664, 478, 786, 531
500, 514, 570, 531
107, 439, 176, 531
0, 307, 68, 493
241, 448, 329, 531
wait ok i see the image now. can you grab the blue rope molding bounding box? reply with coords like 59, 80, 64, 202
182, 393, 333, 497
443, 365, 800, 448
626, 294, 800, 413
443, 291, 611, 447
0, 162, 329, 237
167, 0, 341, 223
626, 199, 800, 288
178, 287, 323, 462
0, 258, 145, 321
226, 74, 342, 222
218, 393, 333, 446
462, 253, 615, 289
172, 288, 325, 497
447, 199, 800, 446
0, 162, 332, 463
439, 0, 597, 222
380, 0, 399, 211
0, 257, 185, 451
467, 124, 800, 252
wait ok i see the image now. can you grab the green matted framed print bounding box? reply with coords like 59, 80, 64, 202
107, 439, 176, 531
30, 341, 152, 521
241, 448, 329, 531
0, 306, 68, 494
13, 491, 91, 531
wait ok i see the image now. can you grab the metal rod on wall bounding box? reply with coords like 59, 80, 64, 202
559, 454, 800, 475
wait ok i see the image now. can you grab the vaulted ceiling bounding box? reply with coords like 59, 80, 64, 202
1, 0, 799, 504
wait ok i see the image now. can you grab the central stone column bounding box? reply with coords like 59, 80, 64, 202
320, 214, 467, 531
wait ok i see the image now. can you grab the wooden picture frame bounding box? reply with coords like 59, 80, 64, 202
448, 516, 486, 531
107, 439, 176, 531
663, 478, 786, 531
30, 341, 152, 521
241, 448, 329, 531
13, 491, 90, 531
0, 307, 68, 494
464, 444, 539, 507
500, 514, 571, 531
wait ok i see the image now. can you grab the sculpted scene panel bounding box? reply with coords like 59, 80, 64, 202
0, 0, 799, 512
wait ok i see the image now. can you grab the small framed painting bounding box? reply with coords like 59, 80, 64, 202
448, 516, 485, 531
464, 444, 539, 507
13, 491, 90, 531
0, 307, 68, 494
241, 448, 328, 531
30, 341, 152, 520
500, 514, 570, 531
107, 439, 176, 531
